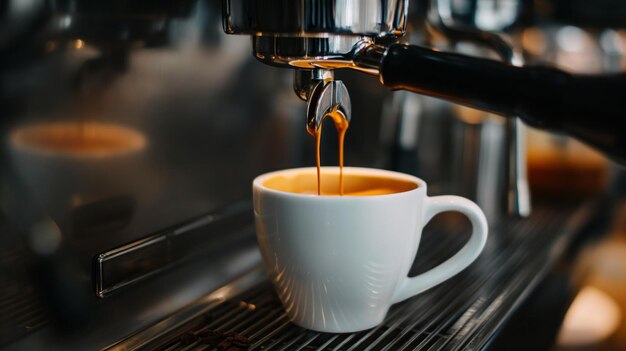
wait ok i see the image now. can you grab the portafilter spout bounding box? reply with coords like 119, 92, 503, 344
222, 0, 398, 135
222, 0, 407, 71
306, 70, 351, 135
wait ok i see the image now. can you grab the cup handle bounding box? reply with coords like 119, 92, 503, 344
391, 195, 488, 304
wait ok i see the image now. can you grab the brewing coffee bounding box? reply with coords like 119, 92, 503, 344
308, 108, 349, 196
263, 170, 417, 196
253, 167, 488, 332
9, 122, 148, 218
10, 122, 145, 157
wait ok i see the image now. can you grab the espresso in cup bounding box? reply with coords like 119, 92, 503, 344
10, 122, 145, 157
9, 122, 147, 220
254, 167, 488, 333
263, 171, 417, 196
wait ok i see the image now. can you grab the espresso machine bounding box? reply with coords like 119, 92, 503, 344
1, 1, 624, 350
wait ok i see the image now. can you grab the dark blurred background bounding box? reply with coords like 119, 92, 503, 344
0, 0, 625, 350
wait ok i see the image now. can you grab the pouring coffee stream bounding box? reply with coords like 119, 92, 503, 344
306, 73, 351, 196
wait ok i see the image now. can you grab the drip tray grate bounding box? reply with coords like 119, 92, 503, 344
158, 283, 450, 351
110, 205, 590, 351
0, 232, 49, 347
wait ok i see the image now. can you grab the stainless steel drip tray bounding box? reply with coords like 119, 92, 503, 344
106, 205, 594, 351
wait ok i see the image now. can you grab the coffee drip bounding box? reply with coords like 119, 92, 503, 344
307, 107, 349, 196
304, 74, 352, 196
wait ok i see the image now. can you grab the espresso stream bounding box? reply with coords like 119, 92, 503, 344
308, 108, 349, 196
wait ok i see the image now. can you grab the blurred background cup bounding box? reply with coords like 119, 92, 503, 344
8, 121, 147, 224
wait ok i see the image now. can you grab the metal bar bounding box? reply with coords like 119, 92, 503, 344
96, 201, 253, 298
379, 274, 482, 351
443, 248, 553, 349
262, 328, 308, 351
102, 268, 267, 351
396, 218, 544, 350
427, 254, 543, 351
111, 206, 589, 351
327, 217, 482, 351
447, 260, 547, 351
403, 271, 506, 349
247, 314, 289, 341
354, 279, 458, 351
293, 332, 323, 351
423, 216, 562, 351
452, 206, 589, 350
0, 291, 30, 310
249, 319, 292, 350
209, 295, 278, 333
162, 341, 184, 351
176, 341, 201, 351
239, 308, 285, 336
315, 334, 342, 350
193, 285, 272, 333
416, 248, 543, 350
345, 219, 482, 351
1, 298, 45, 322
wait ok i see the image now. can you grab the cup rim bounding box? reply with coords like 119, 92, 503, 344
8, 122, 147, 159
253, 166, 425, 199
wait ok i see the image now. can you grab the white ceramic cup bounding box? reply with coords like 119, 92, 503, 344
253, 167, 488, 333
8, 122, 147, 219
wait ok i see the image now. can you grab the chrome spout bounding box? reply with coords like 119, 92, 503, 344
306, 78, 351, 134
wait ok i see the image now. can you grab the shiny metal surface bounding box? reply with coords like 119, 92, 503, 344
0, 0, 45, 48
0, 228, 48, 346
1, 1, 396, 348
433, 0, 524, 32
1, 1, 619, 349
293, 69, 334, 102
252, 35, 372, 72
505, 118, 531, 217
306, 79, 351, 133
0, 1, 320, 348
103, 268, 267, 351
253, 37, 382, 76
429, 0, 531, 218
223, 0, 407, 37
95, 201, 253, 298
223, 0, 407, 70
108, 203, 594, 351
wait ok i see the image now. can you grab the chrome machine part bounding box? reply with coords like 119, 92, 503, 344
222, 0, 403, 136
106, 203, 596, 351
0, 0, 45, 48
429, 0, 531, 218
222, 0, 407, 69
306, 77, 351, 134
293, 68, 334, 102
221, 0, 530, 219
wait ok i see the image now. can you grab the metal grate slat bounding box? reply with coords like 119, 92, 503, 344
249, 319, 291, 350
343, 224, 467, 351
383, 214, 546, 351
415, 213, 556, 351
113, 206, 589, 351
293, 332, 323, 351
